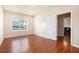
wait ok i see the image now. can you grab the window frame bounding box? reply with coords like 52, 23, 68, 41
11, 18, 28, 31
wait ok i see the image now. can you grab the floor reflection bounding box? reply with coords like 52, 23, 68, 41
11, 38, 29, 53
0, 35, 79, 53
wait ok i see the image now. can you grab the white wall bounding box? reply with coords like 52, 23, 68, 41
0, 6, 3, 45
34, 6, 73, 40
71, 7, 79, 47
4, 11, 34, 38
34, 6, 79, 48
34, 15, 57, 40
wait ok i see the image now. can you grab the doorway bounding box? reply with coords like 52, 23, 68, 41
57, 12, 71, 52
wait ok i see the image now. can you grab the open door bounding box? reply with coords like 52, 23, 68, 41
57, 12, 71, 52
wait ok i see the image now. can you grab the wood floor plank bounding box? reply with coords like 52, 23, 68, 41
0, 35, 79, 53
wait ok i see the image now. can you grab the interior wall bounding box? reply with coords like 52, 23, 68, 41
34, 6, 73, 40
34, 15, 57, 40
3, 6, 79, 48
57, 15, 64, 36
4, 11, 34, 38
64, 17, 71, 27
71, 7, 79, 47
0, 6, 3, 45
34, 6, 79, 47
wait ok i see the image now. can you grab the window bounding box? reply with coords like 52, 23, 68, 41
12, 18, 28, 30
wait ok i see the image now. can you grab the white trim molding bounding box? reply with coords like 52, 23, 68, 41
72, 44, 79, 48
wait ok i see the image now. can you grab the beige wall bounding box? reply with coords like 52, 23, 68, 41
4, 11, 34, 38
0, 6, 3, 45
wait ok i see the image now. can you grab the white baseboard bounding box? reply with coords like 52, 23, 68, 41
4, 33, 57, 41
71, 44, 79, 48
35, 34, 57, 40
4, 34, 33, 38
0, 39, 4, 46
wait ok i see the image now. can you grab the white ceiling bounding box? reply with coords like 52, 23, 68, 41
2, 5, 74, 16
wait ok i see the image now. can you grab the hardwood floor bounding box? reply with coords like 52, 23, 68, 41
0, 35, 79, 53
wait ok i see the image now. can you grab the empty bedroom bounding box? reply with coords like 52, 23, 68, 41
0, 5, 79, 53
